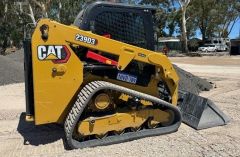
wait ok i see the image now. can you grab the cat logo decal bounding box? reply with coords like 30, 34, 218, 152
37, 45, 71, 63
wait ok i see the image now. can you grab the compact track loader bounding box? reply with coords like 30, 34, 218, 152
23, 2, 229, 149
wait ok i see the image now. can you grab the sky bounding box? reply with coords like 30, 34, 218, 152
229, 19, 240, 39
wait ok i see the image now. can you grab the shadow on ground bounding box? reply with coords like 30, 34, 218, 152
17, 113, 66, 147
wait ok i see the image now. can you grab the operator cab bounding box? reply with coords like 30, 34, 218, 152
73, 2, 157, 87
74, 1, 156, 51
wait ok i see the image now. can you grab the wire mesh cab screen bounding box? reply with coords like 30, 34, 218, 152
75, 2, 155, 50
94, 12, 147, 49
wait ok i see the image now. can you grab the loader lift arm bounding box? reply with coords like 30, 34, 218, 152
32, 19, 179, 105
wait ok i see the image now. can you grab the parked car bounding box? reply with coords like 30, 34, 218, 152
198, 44, 217, 52
205, 38, 230, 51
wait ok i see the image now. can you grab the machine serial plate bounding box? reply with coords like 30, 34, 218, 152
117, 73, 137, 84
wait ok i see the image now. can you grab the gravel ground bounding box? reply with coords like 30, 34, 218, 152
0, 56, 239, 157
0, 50, 24, 85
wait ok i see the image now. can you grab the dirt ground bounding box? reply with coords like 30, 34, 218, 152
0, 56, 240, 157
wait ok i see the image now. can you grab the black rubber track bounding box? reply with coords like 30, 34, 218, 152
64, 81, 182, 149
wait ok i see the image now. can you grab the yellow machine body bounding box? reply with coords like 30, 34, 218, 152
30, 19, 179, 125
24, 2, 229, 149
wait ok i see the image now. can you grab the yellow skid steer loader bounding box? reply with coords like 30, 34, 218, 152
23, 2, 229, 149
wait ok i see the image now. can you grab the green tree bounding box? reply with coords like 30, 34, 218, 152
0, 0, 85, 51
188, 0, 240, 41
215, 0, 240, 38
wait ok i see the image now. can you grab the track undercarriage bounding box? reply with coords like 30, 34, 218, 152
64, 81, 181, 149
